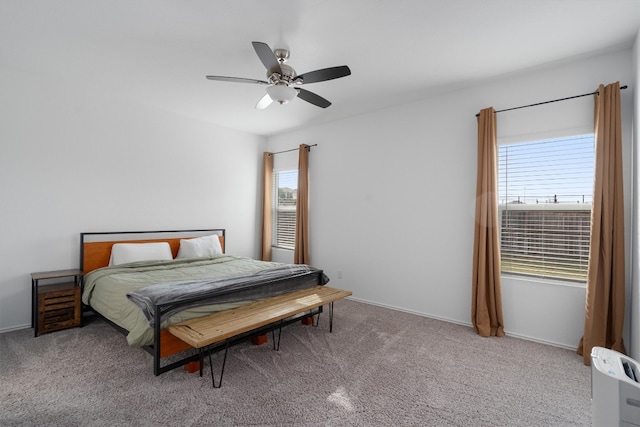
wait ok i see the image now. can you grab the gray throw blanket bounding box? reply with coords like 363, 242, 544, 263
127, 264, 329, 326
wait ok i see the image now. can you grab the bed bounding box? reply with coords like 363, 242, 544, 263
80, 229, 329, 375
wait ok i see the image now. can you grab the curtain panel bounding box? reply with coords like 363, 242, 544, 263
577, 82, 626, 365
472, 107, 505, 337
294, 144, 310, 264
261, 152, 274, 261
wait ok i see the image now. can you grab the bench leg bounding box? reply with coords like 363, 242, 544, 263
313, 311, 320, 327
330, 302, 334, 333
311, 304, 334, 332
207, 341, 229, 388
271, 320, 284, 351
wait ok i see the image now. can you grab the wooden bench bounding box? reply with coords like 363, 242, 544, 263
167, 285, 352, 387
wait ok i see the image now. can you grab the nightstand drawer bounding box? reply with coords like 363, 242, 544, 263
37, 286, 81, 333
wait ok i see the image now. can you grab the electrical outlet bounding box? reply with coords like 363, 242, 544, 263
337, 270, 343, 279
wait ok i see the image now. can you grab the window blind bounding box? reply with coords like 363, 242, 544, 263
498, 134, 594, 282
272, 170, 298, 250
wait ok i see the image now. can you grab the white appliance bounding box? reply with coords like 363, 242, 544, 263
591, 346, 640, 426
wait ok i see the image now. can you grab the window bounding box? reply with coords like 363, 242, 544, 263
272, 170, 297, 250
498, 134, 594, 282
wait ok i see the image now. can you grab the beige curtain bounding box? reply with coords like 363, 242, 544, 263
472, 107, 505, 337
577, 82, 626, 365
261, 152, 273, 261
294, 144, 310, 264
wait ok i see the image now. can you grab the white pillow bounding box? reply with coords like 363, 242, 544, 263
109, 242, 173, 266
176, 235, 223, 259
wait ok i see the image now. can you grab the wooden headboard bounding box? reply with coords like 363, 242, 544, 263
80, 230, 225, 274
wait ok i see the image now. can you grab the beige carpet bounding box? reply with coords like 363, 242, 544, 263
1, 299, 591, 426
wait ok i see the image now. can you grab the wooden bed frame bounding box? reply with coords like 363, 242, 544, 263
80, 229, 227, 374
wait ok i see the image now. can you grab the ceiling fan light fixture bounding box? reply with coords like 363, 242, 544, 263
266, 84, 297, 104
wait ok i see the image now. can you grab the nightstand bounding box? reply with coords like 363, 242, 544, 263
31, 269, 83, 337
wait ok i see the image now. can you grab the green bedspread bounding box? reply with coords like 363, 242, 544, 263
82, 255, 282, 346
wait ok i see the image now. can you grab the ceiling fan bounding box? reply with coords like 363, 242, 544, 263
206, 41, 351, 109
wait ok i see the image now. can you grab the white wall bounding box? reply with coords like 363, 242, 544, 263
0, 65, 266, 332
266, 48, 635, 349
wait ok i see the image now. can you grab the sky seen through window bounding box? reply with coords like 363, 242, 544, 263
498, 134, 594, 205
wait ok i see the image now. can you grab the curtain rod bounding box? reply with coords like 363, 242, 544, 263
269, 143, 317, 156
475, 85, 628, 117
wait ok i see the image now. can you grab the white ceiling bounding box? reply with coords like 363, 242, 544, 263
1, 0, 639, 136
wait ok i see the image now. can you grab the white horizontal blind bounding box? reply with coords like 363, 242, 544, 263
498, 134, 594, 282
272, 170, 298, 250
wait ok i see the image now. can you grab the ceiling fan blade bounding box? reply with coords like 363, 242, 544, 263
296, 65, 351, 84
206, 75, 269, 85
252, 41, 282, 75
255, 94, 273, 110
296, 88, 331, 108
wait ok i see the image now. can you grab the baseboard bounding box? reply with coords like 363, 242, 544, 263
0, 323, 30, 334
502, 330, 578, 351
347, 296, 474, 329
346, 296, 578, 352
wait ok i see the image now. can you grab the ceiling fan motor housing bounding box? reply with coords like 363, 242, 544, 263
268, 65, 297, 86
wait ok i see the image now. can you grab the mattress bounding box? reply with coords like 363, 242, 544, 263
82, 255, 325, 346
